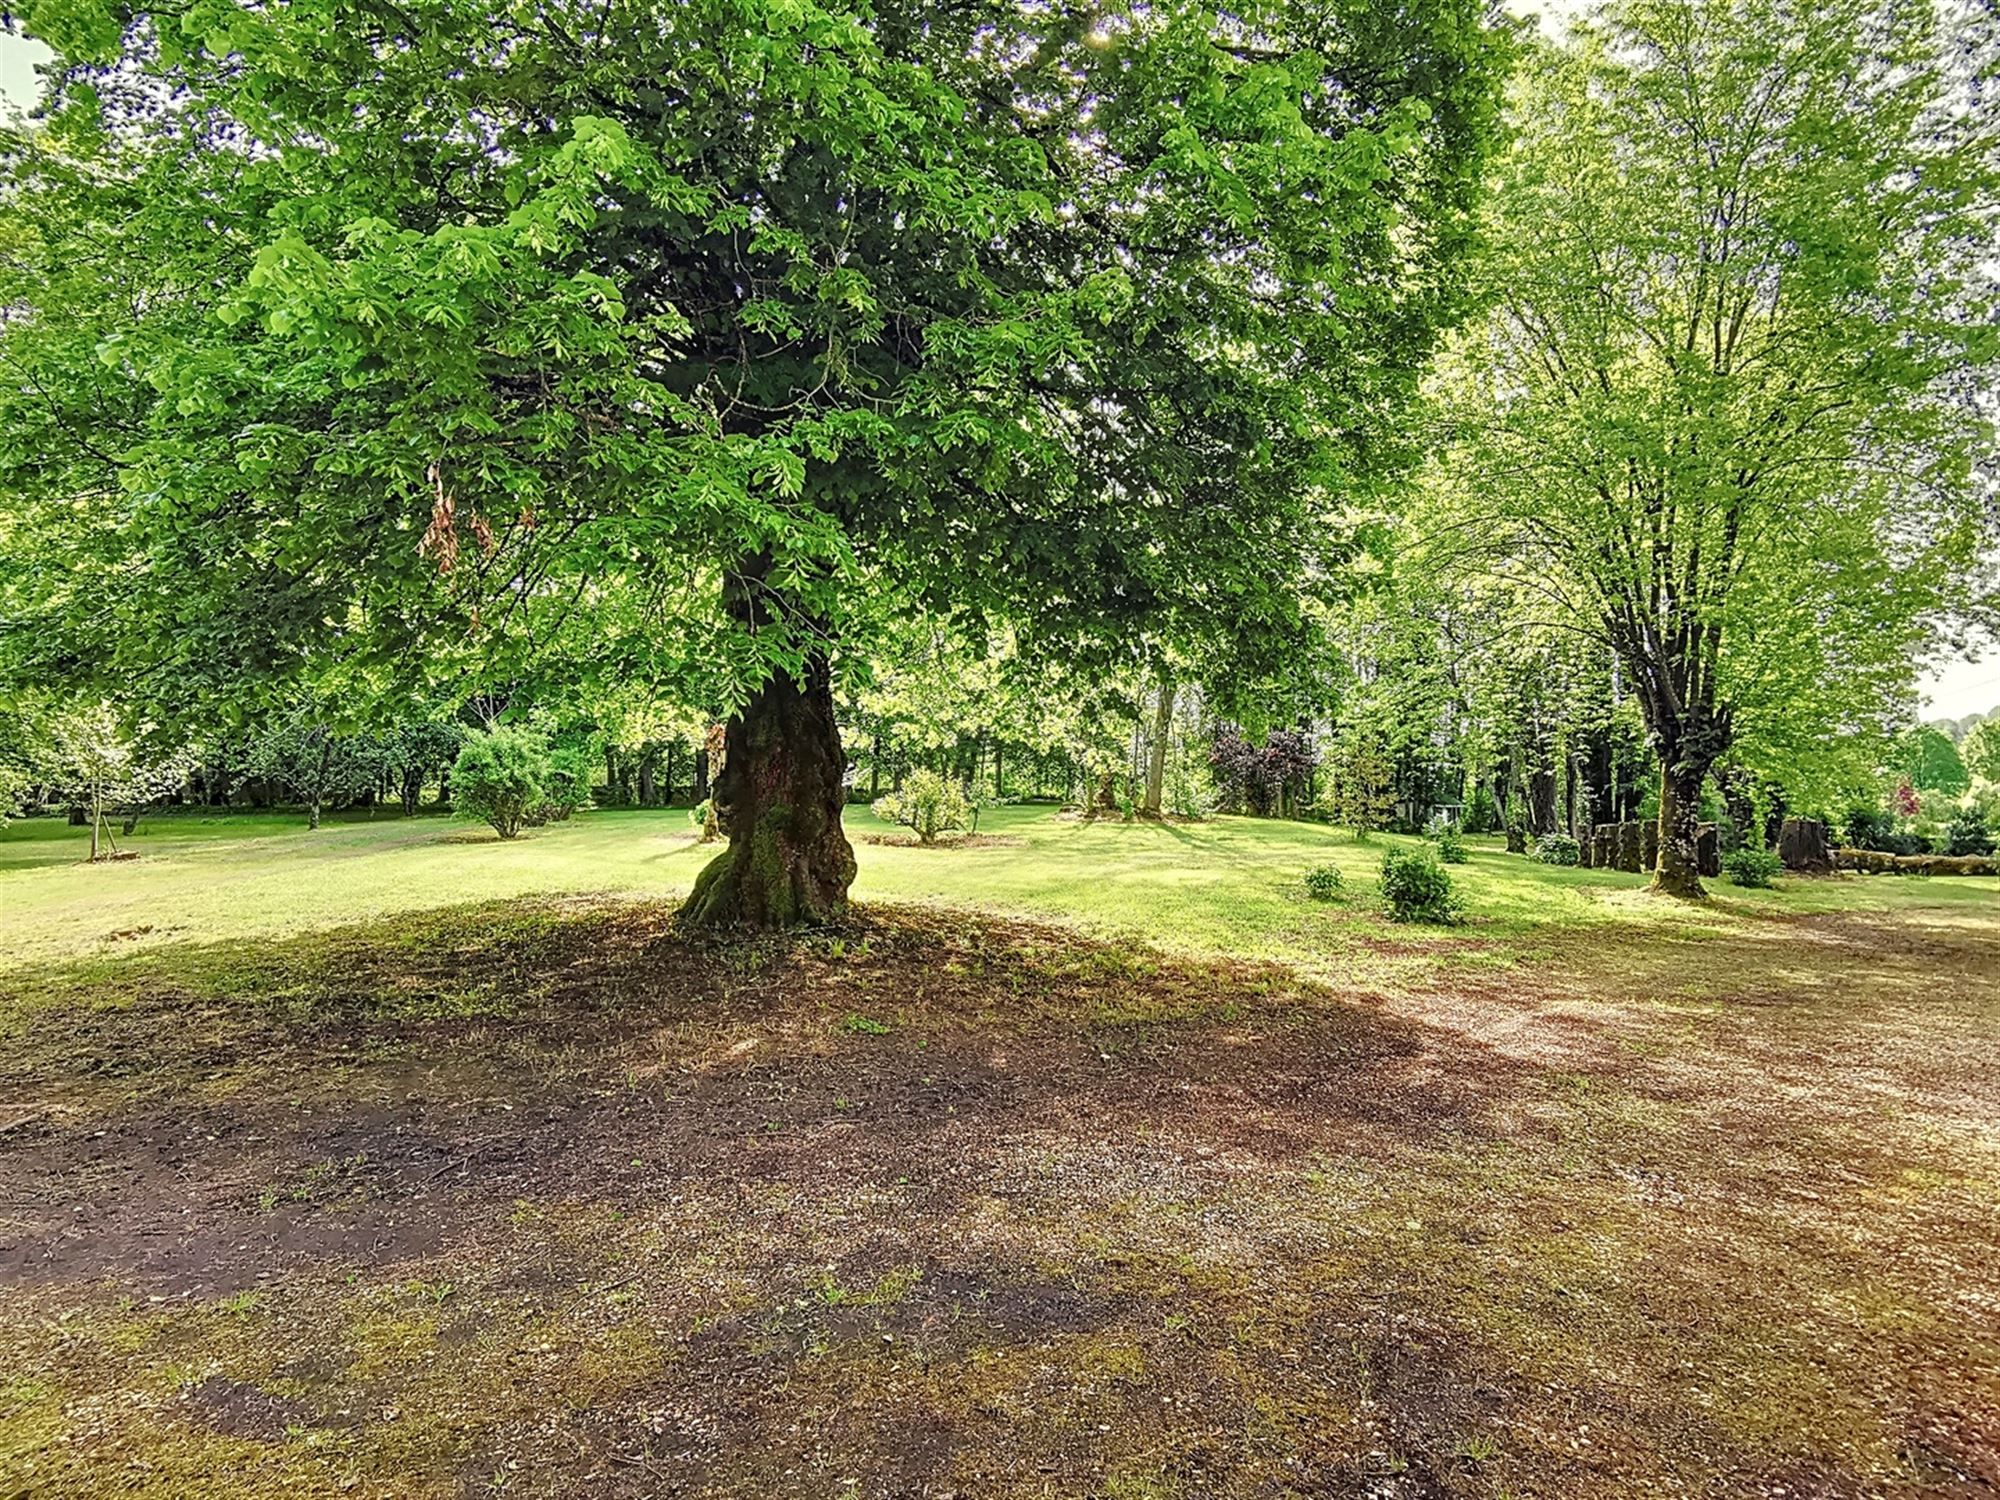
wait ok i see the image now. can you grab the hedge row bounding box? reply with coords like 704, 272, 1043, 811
1835, 849, 1999, 876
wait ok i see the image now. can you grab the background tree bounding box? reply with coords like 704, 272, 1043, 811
1426, 0, 1999, 895
1965, 718, 2000, 786
243, 722, 386, 830
1901, 725, 1972, 797
385, 719, 468, 816
46, 702, 193, 860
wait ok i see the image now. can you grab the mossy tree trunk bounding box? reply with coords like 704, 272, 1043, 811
1652, 758, 1709, 898
679, 560, 855, 929
679, 654, 856, 929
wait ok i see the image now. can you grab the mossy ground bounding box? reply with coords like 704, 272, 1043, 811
2, 809, 1997, 1496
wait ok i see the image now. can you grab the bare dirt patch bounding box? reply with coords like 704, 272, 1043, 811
1, 899, 1996, 1498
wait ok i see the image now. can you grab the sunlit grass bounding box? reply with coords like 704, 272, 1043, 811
2, 802, 1993, 978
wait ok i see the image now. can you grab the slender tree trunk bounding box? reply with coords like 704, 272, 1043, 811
680, 654, 856, 928
307, 736, 330, 831
1142, 680, 1174, 817
700, 722, 726, 842
89, 777, 103, 862
1761, 787, 1789, 852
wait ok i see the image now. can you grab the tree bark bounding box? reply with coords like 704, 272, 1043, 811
679, 653, 856, 929
1094, 771, 1117, 813
1776, 817, 1833, 873
1528, 765, 1557, 837
1652, 759, 1708, 898
1142, 680, 1174, 817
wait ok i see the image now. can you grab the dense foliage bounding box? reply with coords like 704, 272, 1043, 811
1421, 0, 2000, 893
452, 729, 547, 840
1530, 834, 1579, 867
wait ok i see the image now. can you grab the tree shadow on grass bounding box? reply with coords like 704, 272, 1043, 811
2, 897, 1996, 1499
0, 898, 1548, 1287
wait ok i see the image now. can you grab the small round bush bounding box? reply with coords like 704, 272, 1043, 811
1531, 833, 1580, 866
1722, 846, 1782, 888
453, 728, 548, 839
1429, 827, 1469, 864
872, 768, 973, 844
1303, 863, 1344, 900
533, 744, 595, 823
1379, 846, 1463, 924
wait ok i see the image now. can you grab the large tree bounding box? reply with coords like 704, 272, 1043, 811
1427, 0, 1999, 895
1, 0, 1506, 924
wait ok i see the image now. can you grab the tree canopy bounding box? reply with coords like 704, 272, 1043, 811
1, 0, 1509, 921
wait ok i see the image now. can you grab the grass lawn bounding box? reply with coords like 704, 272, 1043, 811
2, 807, 1997, 1496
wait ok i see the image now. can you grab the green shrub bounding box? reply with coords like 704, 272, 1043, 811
1426, 823, 1469, 864
1303, 863, 1344, 900
525, 744, 595, 825
1165, 755, 1216, 820
1723, 846, 1782, 888
452, 728, 548, 839
1843, 807, 1896, 851
873, 769, 972, 844
1531, 833, 1580, 866
1943, 807, 1994, 857
1379, 846, 1462, 924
